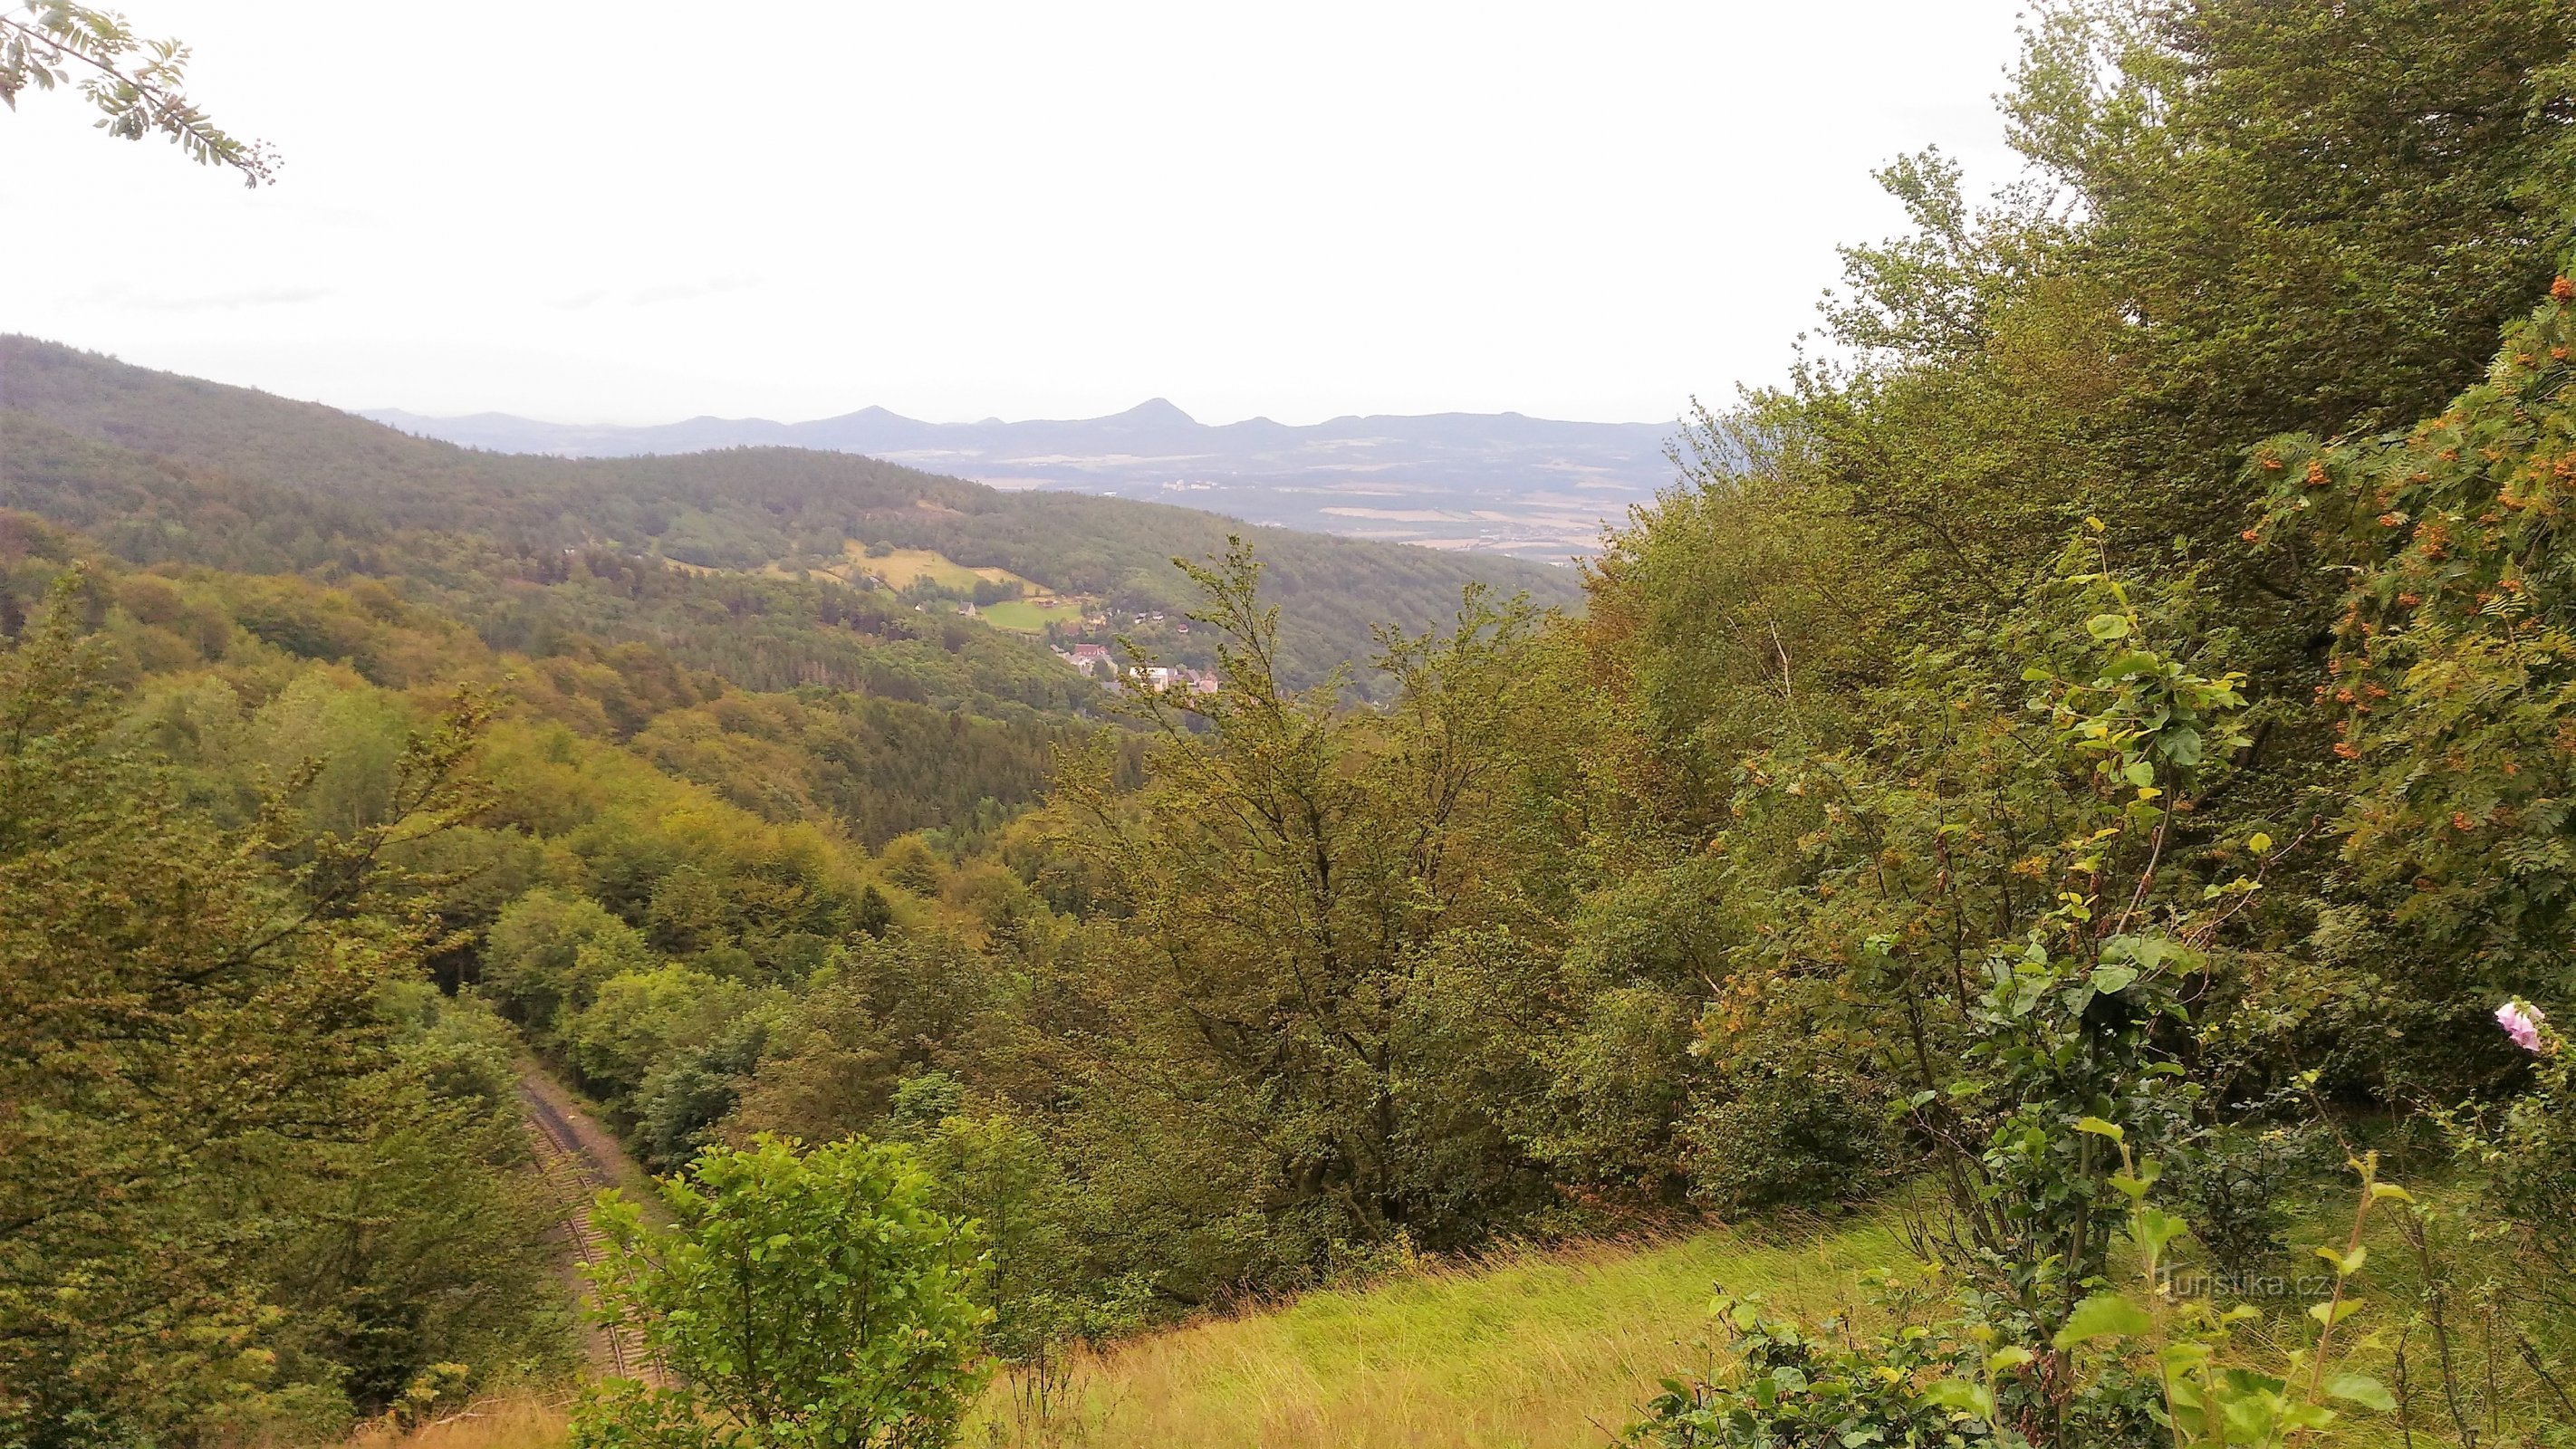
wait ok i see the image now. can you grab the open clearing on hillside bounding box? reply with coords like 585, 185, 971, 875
979, 597, 1088, 631
967, 1219, 1907, 1449
836, 543, 1042, 594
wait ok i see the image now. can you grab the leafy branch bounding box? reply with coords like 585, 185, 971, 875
0, 1, 274, 184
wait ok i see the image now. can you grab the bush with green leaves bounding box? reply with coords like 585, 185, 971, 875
1627, 1281, 2019, 1448
1631, 964, 2408, 1449
572, 1135, 990, 1449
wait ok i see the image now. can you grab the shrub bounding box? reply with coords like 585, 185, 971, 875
1684, 1066, 1885, 1214
573, 1136, 989, 1449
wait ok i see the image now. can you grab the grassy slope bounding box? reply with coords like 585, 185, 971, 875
979, 598, 1088, 631
372, 1222, 1897, 1449
370, 1189, 2482, 1449
973, 1222, 1904, 1449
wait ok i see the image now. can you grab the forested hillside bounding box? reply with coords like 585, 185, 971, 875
13, 2, 2576, 1447
0, 338, 1582, 692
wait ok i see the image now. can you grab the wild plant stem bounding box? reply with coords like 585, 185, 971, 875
2393, 1323, 2415, 1449
2303, 1159, 2377, 1410
2406, 1214, 2479, 1449
2518, 1335, 2575, 1421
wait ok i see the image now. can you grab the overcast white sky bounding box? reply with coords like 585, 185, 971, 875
4, 2, 2031, 427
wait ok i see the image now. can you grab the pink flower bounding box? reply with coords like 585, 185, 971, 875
2497, 999, 2549, 1053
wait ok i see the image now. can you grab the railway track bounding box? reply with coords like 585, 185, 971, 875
518, 1076, 666, 1387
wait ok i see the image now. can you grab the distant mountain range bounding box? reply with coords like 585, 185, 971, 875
361, 400, 1682, 561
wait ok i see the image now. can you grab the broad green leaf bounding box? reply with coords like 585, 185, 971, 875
2162, 727, 2204, 765
2074, 1117, 2125, 1142
2161, 1342, 2213, 1376
1921, 1379, 1994, 1419
2053, 1292, 2153, 1348
2088, 613, 2132, 641
2324, 1373, 2397, 1412
2129, 1207, 2189, 1267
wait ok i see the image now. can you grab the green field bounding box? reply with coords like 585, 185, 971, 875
978, 598, 1088, 632
385, 1187, 2450, 1449
834, 543, 1045, 596
383, 1218, 1902, 1449
966, 1219, 1904, 1449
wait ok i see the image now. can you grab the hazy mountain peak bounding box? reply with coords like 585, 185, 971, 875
1118, 397, 1198, 426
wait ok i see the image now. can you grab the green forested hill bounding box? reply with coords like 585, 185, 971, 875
0, 336, 1584, 689
24, 4, 2576, 1446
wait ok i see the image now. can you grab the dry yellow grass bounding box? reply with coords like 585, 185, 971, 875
966, 1221, 1905, 1449
343, 1397, 571, 1449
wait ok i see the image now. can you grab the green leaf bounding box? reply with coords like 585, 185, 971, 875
2088, 613, 2133, 641
2128, 1207, 2189, 1267
2123, 759, 2155, 787
2052, 1292, 2153, 1348
2090, 965, 2138, 994
1921, 1379, 1995, 1418
2074, 1117, 2125, 1142
2324, 1373, 2397, 1412
2162, 1341, 2214, 1376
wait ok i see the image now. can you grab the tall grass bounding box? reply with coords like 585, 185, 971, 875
350, 1222, 1893, 1449
343, 1398, 571, 1449
348, 1182, 2507, 1449
966, 1219, 1907, 1449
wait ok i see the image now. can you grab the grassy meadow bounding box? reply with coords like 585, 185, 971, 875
979, 597, 1090, 632
366, 1182, 2494, 1449
362, 1220, 1897, 1449
837, 543, 1041, 595
965, 1220, 1904, 1449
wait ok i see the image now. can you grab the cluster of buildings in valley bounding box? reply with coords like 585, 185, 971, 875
1052, 641, 1221, 695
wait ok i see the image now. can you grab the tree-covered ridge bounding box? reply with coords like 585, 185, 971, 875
0, 336, 1584, 693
